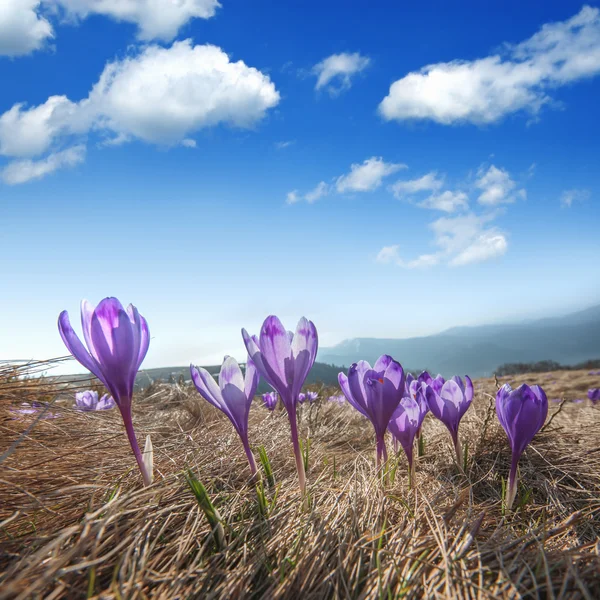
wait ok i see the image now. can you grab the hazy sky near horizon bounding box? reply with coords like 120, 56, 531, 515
1, 0, 599, 375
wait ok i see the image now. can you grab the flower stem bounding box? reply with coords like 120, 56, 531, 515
506, 453, 520, 511
121, 409, 151, 487
242, 436, 258, 477
406, 445, 415, 489
453, 433, 464, 471
376, 435, 388, 472
288, 406, 306, 496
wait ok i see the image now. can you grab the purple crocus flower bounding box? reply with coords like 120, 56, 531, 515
75, 390, 116, 411
572, 398, 585, 404
10, 402, 60, 419
262, 391, 279, 410
191, 356, 259, 475
242, 315, 318, 496
496, 383, 548, 510
425, 375, 473, 467
418, 371, 445, 395
587, 389, 600, 405
58, 297, 151, 486
339, 355, 405, 469
328, 394, 345, 404
299, 391, 318, 403
388, 397, 423, 486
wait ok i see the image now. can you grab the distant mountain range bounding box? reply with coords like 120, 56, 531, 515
317, 304, 600, 378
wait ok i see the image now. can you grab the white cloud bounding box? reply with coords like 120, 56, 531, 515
286, 181, 329, 205
0, 1, 220, 56
312, 52, 371, 95
0, 96, 80, 157
390, 171, 468, 213
0, 0, 53, 56
390, 172, 444, 198
449, 231, 507, 266
276, 140, 295, 150
336, 156, 406, 193
560, 188, 590, 207
379, 211, 507, 269
379, 6, 600, 125
376, 245, 440, 269
418, 190, 469, 212
1, 144, 85, 184
304, 181, 329, 203
0, 41, 279, 183
286, 190, 300, 205
475, 165, 525, 205
181, 138, 197, 148
86, 41, 280, 144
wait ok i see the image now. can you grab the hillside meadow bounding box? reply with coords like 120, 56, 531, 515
1, 364, 599, 599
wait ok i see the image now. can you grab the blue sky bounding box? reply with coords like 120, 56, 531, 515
1, 0, 599, 374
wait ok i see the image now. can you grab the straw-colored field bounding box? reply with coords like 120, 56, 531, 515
1, 366, 599, 599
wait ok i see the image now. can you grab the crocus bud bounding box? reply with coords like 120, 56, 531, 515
191, 356, 260, 476
496, 383, 548, 510
339, 355, 405, 470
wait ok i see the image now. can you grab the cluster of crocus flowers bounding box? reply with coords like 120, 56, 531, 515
58, 298, 153, 486
262, 391, 279, 410
243, 316, 318, 496
495, 383, 548, 510
339, 356, 405, 469
75, 390, 116, 411
587, 388, 600, 404
191, 356, 259, 476
298, 391, 318, 403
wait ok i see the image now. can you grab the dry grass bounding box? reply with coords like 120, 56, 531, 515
1, 365, 600, 599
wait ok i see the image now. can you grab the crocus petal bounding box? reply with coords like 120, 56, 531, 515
136, 315, 150, 371
259, 315, 292, 388
90, 301, 136, 402
418, 371, 432, 385
290, 318, 318, 401
339, 372, 368, 418
383, 359, 405, 393
220, 382, 250, 436
219, 356, 245, 392
438, 379, 462, 434
244, 356, 260, 402
431, 375, 445, 395
374, 354, 393, 373
58, 311, 107, 388
190, 365, 227, 414
242, 328, 285, 395
81, 299, 99, 361
347, 360, 373, 412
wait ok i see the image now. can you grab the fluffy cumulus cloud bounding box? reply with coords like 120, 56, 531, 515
0, 41, 280, 183
390, 172, 444, 198
378, 212, 507, 269
560, 188, 590, 207
312, 52, 371, 95
0, 0, 53, 56
390, 171, 469, 213
0, 1, 220, 55
379, 6, 600, 125
475, 165, 526, 205
1, 144, 85, 184
287, 157, 404, 204
336, 157, 406, 193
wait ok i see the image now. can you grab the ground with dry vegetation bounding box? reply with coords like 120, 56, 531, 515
1, 362, 600, 599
